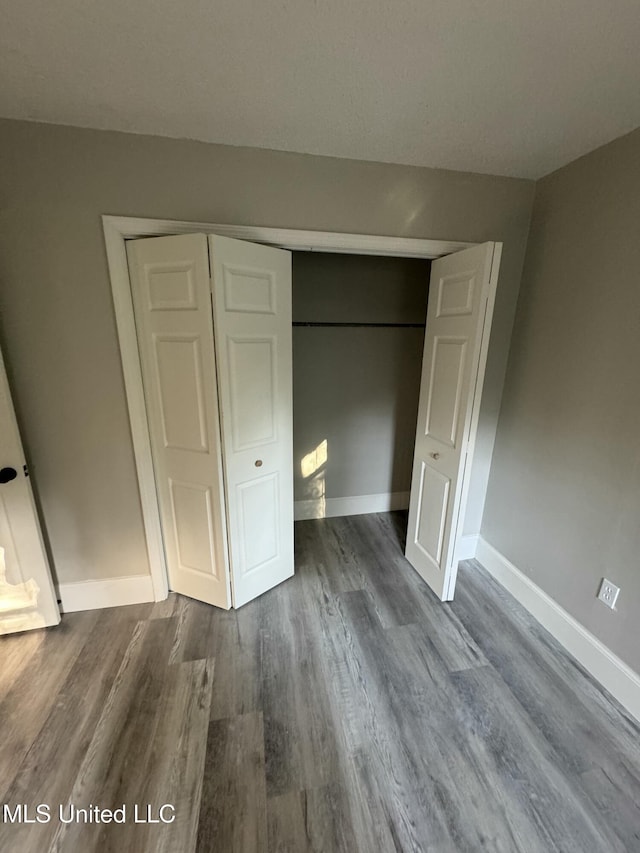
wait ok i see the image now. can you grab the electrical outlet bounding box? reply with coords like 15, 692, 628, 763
597, 578, 620, 610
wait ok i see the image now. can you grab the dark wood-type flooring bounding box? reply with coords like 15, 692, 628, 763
1, 512, 640, 852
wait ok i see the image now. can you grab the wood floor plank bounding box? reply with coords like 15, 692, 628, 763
1, 512, 639, 852
337, 515, 425, 628
266, 791, 309, 852
209, 602, 262, 721
448, 665, 625, 852
0, 607, 141, 853
347, 748, 446, 853
168, 597, 217, 663
196, 711, 267, 853
328, 590, 454, 850
332, 588, 536, 852
102, 600, 155, 621
49, 617, 177, 853
358, 513, 488, 672
267, 782, 360, 853
297, 516, 365, 599
453, 561, 640, 785
364, 521, 475, 670
0, 611, 97, 802
0, 626, 46, 698
148, 591, 188, 620
320, 585, 511, 851
260, 590, 343, 798
579, 766, 640, 852
130, 657, 215, 853
414, 591, 488, 673
460, 559, 638, 732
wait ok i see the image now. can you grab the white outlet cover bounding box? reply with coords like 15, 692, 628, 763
597, 578, 620, 610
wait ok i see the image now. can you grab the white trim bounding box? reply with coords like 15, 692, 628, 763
103, 218, 169, 601
456, 534, 479, 561
59, 574, 155, 613
294, 491, 410, 521
103, 214, 477, 603
103, 215, 475, 258
476, 537, 640, 723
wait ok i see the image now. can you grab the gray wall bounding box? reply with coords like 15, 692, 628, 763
482, 127, 640, 671
292, 252, 428, 503
0, 118, 534, 584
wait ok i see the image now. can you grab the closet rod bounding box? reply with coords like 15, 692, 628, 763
292, 321, 425, 328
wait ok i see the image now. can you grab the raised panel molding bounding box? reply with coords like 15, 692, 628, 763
146, 262, 197, 311
415, 462, 450, 565
169, 480, 218, 578
154, 334, 209, 453
237, 473, 280, 574
227, 336, 277, 451
436, 271, 475, 317
425, 337, 467, 446
222, 264, 276, 314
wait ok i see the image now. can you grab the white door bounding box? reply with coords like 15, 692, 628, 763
209, 235, 294, 608
127, 234, 232, 609
0, 347, 60, 634
406, 242, 502, 600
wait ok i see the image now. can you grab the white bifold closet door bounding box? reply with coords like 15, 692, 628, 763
406, 242, 501, 601
127, 233, 293, 609
209, 236, 293, 607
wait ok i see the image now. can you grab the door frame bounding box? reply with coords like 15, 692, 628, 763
102, 214, 477, 601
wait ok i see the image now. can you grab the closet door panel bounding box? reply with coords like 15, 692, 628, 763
210, 235, 293, 608
127, 233, 231, 609
406, 242, 501, 601
226, 335, 277, 449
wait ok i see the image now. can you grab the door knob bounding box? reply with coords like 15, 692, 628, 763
255, 459, 263, 467
0, 467, 17, 484
429, 452, 441, 460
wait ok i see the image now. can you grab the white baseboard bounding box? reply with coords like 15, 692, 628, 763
456, 533, 479, 561
295, 491, 410, 521
59, 574, 155, 613
476, 537, 640, 723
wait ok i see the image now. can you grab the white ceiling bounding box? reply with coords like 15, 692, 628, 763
2, 0, 639, 179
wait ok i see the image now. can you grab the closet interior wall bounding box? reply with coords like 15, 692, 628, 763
292, 251, 431, 510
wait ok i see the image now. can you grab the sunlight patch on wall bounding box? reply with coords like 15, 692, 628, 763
298, 439, 328, 517
301, 472, 326, 518
301, 439, 327, 479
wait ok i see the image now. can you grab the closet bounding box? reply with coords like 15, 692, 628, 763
291, 251, 430, 521
126, 232, 501, 610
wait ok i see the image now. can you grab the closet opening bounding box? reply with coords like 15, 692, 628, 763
105, 216, 500, 608
291, 251, 432, 549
